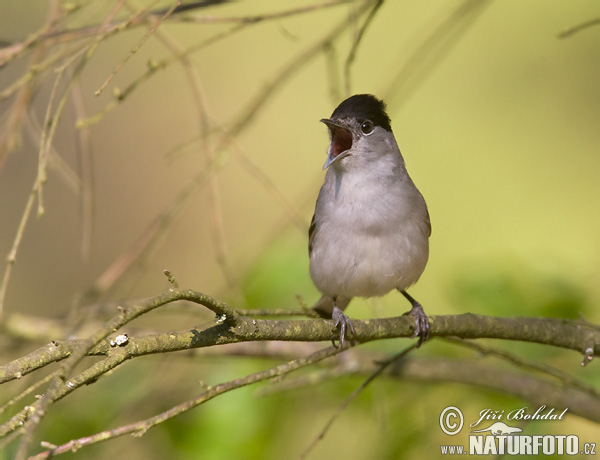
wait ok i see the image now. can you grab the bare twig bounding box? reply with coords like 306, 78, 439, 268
95, 1, 181, 96
343, 0, 383, 96
0, 0, 65, 68
383, 356, 600, 423
382, 0, 491, 107
442, 337, 600, 397
0, 40, 91, 321
229, 138, 308, 233
70, 81, 95, 263
77, 1, 357, 128
74, 148, 226, 308
9, 276, 240, 458
34, 0, 349, 47
323, 42, 342, 105
29, 344, 346, 459
558, 17, 600, 38
0, 371, 61, 416
299, 343, 418, 459
73, 0, 377, 306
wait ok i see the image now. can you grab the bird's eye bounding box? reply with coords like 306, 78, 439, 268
361, 121, 374, 135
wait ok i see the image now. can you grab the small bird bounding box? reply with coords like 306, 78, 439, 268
309, 94, 431, 346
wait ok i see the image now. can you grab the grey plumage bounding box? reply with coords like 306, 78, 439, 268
309, 94, 431, 345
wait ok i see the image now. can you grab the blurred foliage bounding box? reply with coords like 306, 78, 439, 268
450, 258, 589, 318
241, 231, 312, 309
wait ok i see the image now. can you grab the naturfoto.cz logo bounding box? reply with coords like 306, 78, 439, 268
438, 406, 596, 456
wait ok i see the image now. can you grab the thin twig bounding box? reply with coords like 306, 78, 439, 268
343, 0, 383, 96
235, 308, 320, 317
323, 42, 342, 106
74, 147, 227, 308
0, 41, 92, 320
74, 0, 377, 306
94, 0, 178, 96
0, 0, 66, 68
29, 344, 347, 459
229, 138, 308, 233
70, 81, 95, 263
0, 183, 35, 322
443, 337, 599, 397
0, 41, 90, 103
382, 0, 491, 107
557, 17, 600, 38
36, 0, 349, 47
77, 0, 361, 127
11, 275, 240, 458
0, 371, 61, 416
299, 343, 418, 459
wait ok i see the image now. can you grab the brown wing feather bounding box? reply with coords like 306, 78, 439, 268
425, 207, 432, 237
308, 213, 317, 256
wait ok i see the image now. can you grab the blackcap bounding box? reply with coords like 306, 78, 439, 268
309, 94, 431, 345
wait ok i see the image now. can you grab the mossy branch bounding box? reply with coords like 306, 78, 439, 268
1, 288, 598, 387
1, 280, 599, 457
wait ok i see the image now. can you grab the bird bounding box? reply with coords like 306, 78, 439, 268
308, 94, 431, 346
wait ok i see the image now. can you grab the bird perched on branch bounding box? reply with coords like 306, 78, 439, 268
309, 94, 431, 345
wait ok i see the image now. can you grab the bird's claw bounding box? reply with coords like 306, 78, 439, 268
332, 305, 355, 346
404, 303, 429, 346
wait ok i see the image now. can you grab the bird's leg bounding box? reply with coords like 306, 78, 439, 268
399, 290, 430, 346
331, 297, 355, 346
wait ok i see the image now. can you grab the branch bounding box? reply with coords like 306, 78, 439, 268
6, 284, 240, 457
2, 290, 598, 386
558, 17, 600, 38
216, 343, 600, 424
1, 285, 599, 455
28, 343, 346, 458
9, 346, 600, 458
383, 356, 600, 423
300, 342, 418, 458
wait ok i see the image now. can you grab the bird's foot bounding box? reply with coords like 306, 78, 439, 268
332, 305, 355, 346
399, 290, 430, 347
403, 302, 430, 347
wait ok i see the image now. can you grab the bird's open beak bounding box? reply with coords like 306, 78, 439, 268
320, 118, 353, 170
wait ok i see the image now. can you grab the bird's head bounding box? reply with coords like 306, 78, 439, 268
320, 94, 395, 170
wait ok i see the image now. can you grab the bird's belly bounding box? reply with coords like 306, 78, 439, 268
309, 229, 428, 298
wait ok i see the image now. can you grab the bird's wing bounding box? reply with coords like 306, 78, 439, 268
308, 213, 317, 257
425, 207, 432, 237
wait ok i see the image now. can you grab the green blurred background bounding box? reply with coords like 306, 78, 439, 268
1, 0, 599, 458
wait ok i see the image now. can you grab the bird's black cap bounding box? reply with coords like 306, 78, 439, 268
330, 94, 392, 132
